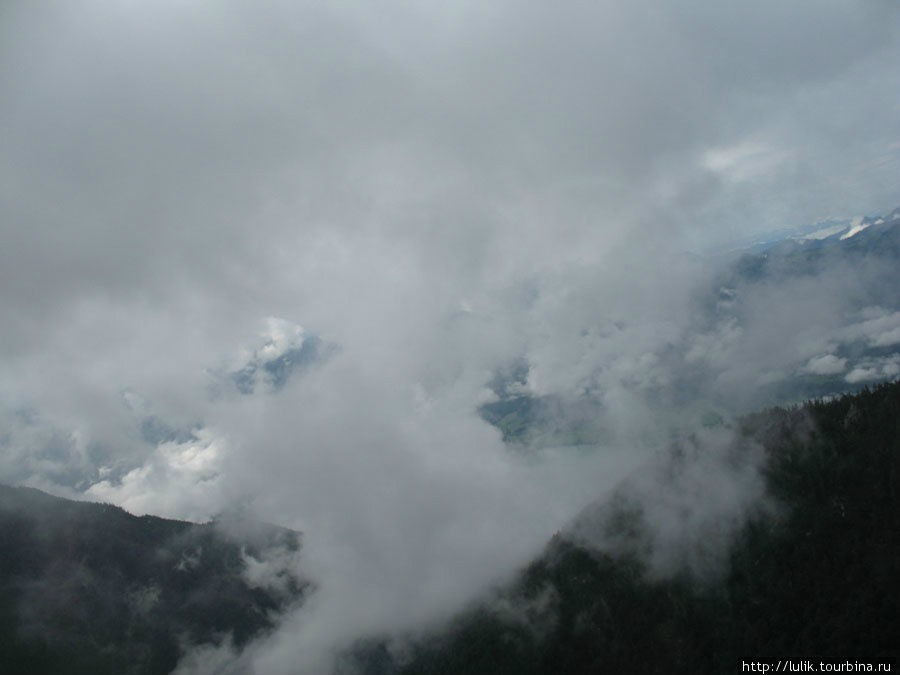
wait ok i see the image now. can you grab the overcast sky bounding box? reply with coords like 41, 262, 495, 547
2, 1, 900, 672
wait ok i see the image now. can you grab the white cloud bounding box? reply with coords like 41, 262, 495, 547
803, 354, 847, 375
845, 367, 880, 384
844, 355, 900, 384
257, 318, 306, 362
702, 139, 792, 184
843, 308, 900, 347
86, 428, 228, 521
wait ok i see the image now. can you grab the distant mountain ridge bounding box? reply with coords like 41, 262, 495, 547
710, 205, 900, 258
738, 205, 900, 264
478, 205, 900, 447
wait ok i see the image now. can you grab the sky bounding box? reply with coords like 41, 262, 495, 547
2, 1, 900, 672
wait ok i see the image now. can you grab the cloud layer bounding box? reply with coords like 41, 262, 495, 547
2, 1, 899, 672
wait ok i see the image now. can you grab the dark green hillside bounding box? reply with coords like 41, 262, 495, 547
0, 488, 308, 675
351, 381, 900, 674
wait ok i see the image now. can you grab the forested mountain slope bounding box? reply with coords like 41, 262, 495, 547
0, 487, 307, 675
347, 381, 900, 674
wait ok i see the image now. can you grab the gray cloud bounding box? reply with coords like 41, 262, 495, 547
2, 1, 899, 671
572, 426, 773, 582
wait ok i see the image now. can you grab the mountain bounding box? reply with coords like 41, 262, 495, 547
708, 206, 900, 258
229, 334, 338, 395
3, 208, 898, 673
723, 206, 900, 286
478, 206, 900, 448
5, 370, 898, 675
346, 379, 900, 674
0, 488, 308, 675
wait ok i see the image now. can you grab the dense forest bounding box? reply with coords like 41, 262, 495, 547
0, 488, 308, 674
345, 381, 900, 674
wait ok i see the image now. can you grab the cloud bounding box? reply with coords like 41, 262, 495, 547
1, 0, 899, 671
845, 367, 880, 384
85, 427, 229, 522
845, 355, 900, 384
803, 354, 847, 376
571, 426, 774, 584
842, 308, 900, 348
702, 140, 793, 184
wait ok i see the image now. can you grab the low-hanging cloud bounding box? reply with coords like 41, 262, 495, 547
571, 426, 774, 583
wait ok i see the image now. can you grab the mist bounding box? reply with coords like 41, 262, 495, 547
2, 1, 899, 672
